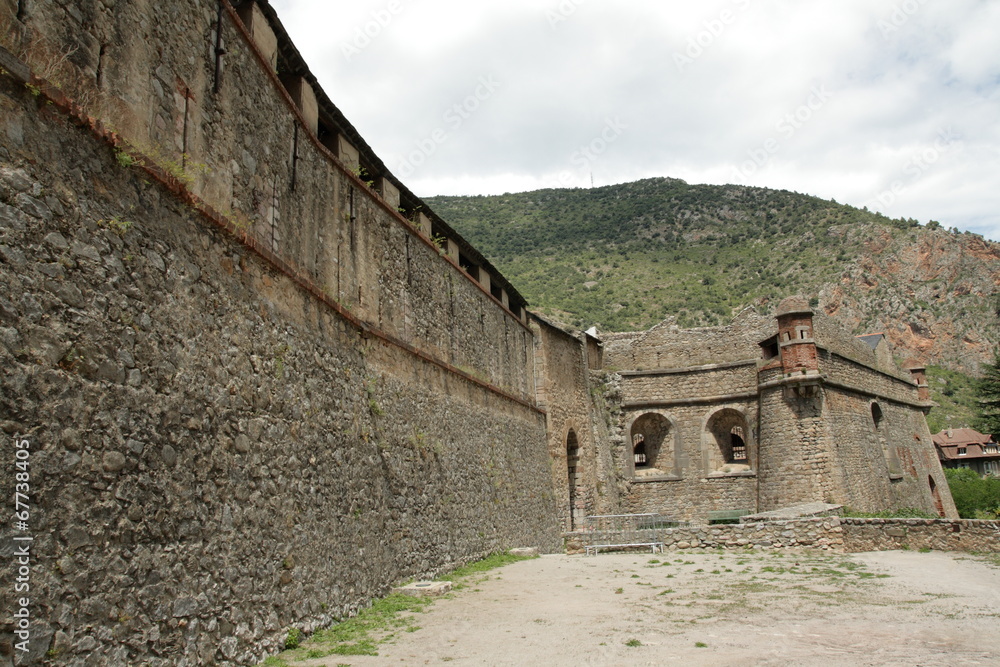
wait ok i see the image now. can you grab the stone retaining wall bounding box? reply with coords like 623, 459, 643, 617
565, 518, 845, 553
840, 518, 1000, 553
565, 517, 1000, 554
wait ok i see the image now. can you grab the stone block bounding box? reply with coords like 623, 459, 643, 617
237, 1, 279, 71
0, 44, 29, 84
392, 581, 452, 597
416, 212, 432, 237
509, 547, 539, 558
282, 75, 318, 135
379, 178, 400, 209
337, 135, 360, 170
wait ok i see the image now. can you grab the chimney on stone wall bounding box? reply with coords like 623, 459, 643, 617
775, 296, 819, 377
907, 366, 930, 402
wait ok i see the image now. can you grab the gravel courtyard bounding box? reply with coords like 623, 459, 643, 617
282, 549, 1000, 666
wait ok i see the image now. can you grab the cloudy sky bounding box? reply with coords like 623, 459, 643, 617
269, 0, 1000, 240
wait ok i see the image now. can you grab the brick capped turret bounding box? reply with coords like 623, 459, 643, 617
775, 296, 818, 376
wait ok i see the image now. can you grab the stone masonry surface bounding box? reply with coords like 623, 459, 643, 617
0, 49, 558, 667
565, 517, 1000, 554
0, 1, 980, 664
595, 297, 957, 525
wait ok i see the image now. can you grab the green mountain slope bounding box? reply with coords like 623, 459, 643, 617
425, 178, 999, 374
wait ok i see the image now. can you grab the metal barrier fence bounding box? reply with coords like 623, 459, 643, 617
583, 513, 684, 532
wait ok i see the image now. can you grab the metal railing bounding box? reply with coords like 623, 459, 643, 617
583, 513, 683, 532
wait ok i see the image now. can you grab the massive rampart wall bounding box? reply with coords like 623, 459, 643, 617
814, 364, 955, 516
1, 0, 532, 396
0, 2, 560, 664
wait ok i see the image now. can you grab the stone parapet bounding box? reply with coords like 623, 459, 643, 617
840, 518, 1000, 553
564, 518, 845, 553
564, 517, 1000, 554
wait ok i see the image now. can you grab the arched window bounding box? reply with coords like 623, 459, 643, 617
730, 427, 747, 462
629, 413, 671, 473
929, 475, 945, 517
633, 433, 647, 467
705, 409, 753, 474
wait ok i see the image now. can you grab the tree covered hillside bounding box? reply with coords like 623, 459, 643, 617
426, 178, 998, 378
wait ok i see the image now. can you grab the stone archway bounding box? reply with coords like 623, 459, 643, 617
629, 413, 673, 477
704, 408, 753, 474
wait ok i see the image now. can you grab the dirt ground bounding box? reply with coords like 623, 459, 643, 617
287, 549, 1000, 666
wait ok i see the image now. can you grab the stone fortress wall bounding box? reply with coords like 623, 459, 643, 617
595, 298, 958, 525
0, 1, 979, 665
0, 1, 559, 664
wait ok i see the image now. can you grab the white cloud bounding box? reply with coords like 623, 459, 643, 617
270, 0, 1000, 240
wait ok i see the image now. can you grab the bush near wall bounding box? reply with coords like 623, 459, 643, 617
945, 468, 1000, 519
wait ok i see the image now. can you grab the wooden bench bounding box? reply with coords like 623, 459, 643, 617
585, 542, 665, 556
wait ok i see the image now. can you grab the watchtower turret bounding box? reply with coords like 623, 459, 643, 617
775, 296, 818, 377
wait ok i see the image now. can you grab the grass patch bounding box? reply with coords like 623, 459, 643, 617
974, 552, 1000, 569
259, 551, 535, 665
446, 551, 535, 581
306, 593, 432, 657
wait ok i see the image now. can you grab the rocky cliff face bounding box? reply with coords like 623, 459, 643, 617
821, 226, 999, 374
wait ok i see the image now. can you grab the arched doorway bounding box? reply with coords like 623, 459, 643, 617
567, 430, 582, 530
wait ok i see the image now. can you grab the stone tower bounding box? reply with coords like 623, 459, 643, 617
757, 296, 833, 508
775, 296, 822, 399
